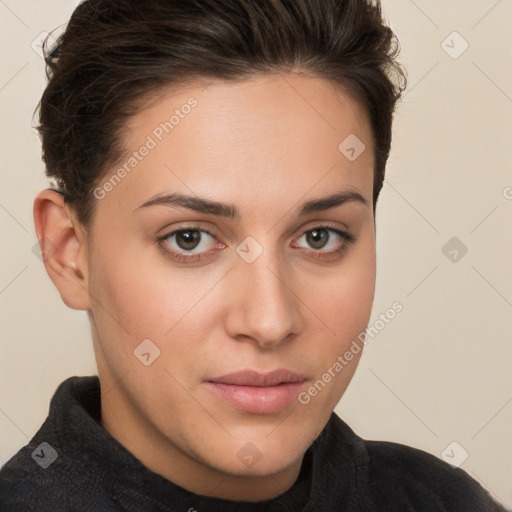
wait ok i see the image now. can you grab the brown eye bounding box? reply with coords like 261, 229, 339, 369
174, 230, 202, 251
296, 226, 353, 252
160, 227, 218, 259
158, 224, 354, 265
305, 228, 330, 250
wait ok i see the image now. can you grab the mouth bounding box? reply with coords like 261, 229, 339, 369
204, 369, 308, 414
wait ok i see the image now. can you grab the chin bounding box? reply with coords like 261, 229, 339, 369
224, 426, 313, 476
220, 449, 303, 478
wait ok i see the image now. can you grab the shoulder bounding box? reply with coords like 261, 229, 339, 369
0, 438, 66, 511
324, 414, 508, 511
0, 426, 117, 512
364, 438, 507, 511
0, 376, 116, 512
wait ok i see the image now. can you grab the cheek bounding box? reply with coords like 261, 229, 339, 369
302, 268, 374, 411
299, 239, 375, 396
305, 242, 376, 337
89, 242, 224, 360
93, 263, 188, 337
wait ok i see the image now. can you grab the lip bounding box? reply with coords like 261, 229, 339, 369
204, 369, 307, 414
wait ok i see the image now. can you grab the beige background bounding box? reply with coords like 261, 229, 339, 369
0, 0, 511, 507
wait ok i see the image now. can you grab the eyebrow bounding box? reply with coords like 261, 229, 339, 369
134, 189, 368, 218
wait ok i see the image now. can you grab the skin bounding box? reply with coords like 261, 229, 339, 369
34, 72, 376, 502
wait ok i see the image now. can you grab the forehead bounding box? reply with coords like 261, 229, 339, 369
130, 72, 373, 150
96, 72, 374, 219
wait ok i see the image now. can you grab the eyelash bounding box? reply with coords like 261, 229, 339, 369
157, 223, 356, 264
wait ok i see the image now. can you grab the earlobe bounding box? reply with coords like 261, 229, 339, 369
33, 189, 91, 311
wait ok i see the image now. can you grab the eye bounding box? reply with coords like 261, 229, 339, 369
293, 225, 355, 259
157, 223, 355, 264
159, 228, 220, 262
297, 227, 341, 250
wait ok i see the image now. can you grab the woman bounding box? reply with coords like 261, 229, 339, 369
0, 0, 507, 510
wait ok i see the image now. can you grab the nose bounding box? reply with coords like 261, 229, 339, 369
224, 245, 303, 349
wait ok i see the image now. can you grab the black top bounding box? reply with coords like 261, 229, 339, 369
0, 376, 507, 511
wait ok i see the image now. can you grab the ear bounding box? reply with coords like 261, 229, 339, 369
33, 189, 91, 310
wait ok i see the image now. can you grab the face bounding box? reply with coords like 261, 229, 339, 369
84, 72, 376, 498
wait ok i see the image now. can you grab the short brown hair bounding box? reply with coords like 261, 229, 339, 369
37, 0, 406, 227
